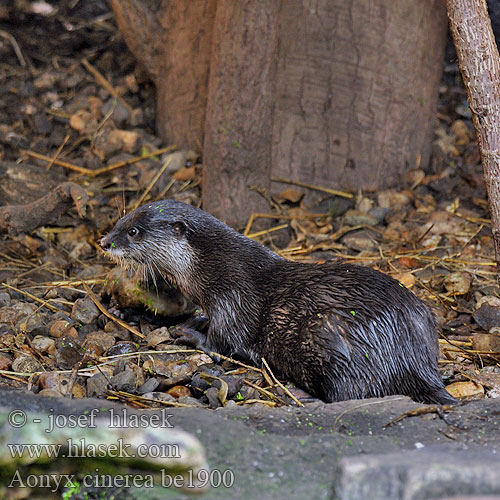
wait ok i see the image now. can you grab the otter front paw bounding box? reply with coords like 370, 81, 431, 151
170, 326, 220, 362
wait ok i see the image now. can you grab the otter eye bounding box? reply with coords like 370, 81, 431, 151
172, 221, 186, 236
128, 227, 139, 238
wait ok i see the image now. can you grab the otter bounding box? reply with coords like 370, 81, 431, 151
101, 199, 456, 404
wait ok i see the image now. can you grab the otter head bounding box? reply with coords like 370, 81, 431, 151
100, 200, 199, 296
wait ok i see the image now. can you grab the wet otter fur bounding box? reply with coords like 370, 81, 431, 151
101, 199, 456, 404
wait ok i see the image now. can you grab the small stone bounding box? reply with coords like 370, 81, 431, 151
368, 207, 389, 224
125, 74, 139, 93
12, 355, 44, 374
146, 327, 171, 347
33, 113, 52, 135
69, 110, 96, 133
473, 304, 500, 332
17, 312, 47, 334
31, 335, 57, 356
445, 381, 484, 399
343, 210, 378, 227
167, 385, 192, 399
71, 297, 100, 325
0, 354, 12, 371
106, 341, 139, 356
177, 396, 206, 407
87, 373, 109, 398
0, 293, 11, 307
70, 383, 86, 398
108, 129, 141, 154
130, 108, 144, 126
34, 72, 58, 89
137, 377, 160, 394
356, 197, 373, 213
342, 230, 376, 252
110, 370, 137, 392
220, 376, 244, 398
49, 320, 78, 339
377, 190, 410, 210
145, 358, 197, 379
190, 373, 211, 392
472, 334, 500, 353
38, 371, 62, 390
205, 387, 222, 408
101, 98, 130, 126
55, 337, 83, 369
142, 392, 176, 403
186, 353, 214, 366
84, 331, 116, 352
277, 188, 304, 204
444, 272, 472, 296
88, 96, 103, 120
38, 389, 64, 398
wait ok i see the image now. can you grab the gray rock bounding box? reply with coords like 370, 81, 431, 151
71, 296, 100, 325
101, 97, 130, 125
110, 369, 137, 393
332, 451, 500, 500
369, 206, 389, 224
137, 377, 160, 394
0, 293, 11, 307
342, 230, 377, 251
473, 304, 500, 331
343, 210, 379, 227
86, 373, 109, 398
11, 355, 43, 374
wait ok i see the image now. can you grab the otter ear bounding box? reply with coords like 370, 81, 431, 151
172, 221, 186, 236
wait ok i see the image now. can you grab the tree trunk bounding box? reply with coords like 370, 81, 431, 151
272, 0, 447, 190
447, 0, 500, 284
111, 0, 448, 227
202, 0, 279, 225
110, 0, 217, 150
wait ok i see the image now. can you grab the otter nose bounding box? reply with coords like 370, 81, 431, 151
100, 235, 111, 251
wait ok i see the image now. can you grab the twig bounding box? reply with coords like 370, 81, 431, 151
261, 357, 303, 406
0, 30, 27, 67
1, 283, 62, 313
271, 176, 353, 199
248, 223, 289, 239
47, 135, 70, 170
83, 283, 145, 339
23, 146, 177, 177
23, 150, 92, 175
81, 58, 132, 112
132, 155, 175, 210
243, 379, 287, 405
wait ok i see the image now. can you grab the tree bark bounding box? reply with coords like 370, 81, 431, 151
110, 0, 217, 149
272, 0, 447, 191
202, 0, 279, 225
447, 0, 500, 284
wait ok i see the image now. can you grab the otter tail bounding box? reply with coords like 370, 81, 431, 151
430, 386, 458, 405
